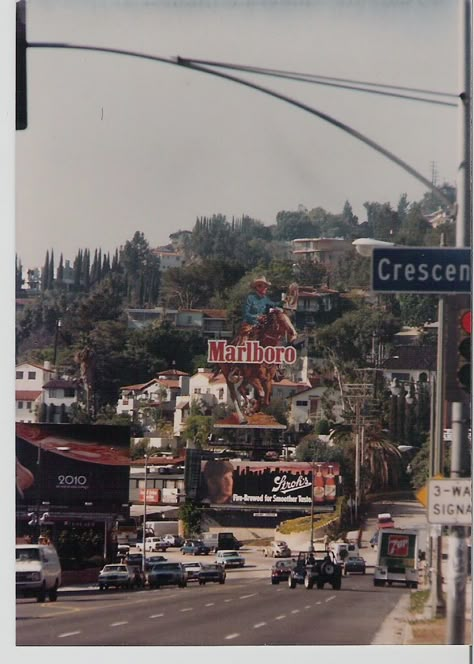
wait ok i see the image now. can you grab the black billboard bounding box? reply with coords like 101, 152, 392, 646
16, 423, 130, 512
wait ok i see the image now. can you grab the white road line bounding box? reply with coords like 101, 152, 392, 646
150, 614, 164, 619
239, 593, 257, 599
276, 588, 283, 591
58, 631, 81, 638
180, 608, 193, 612
224, 598, 232, 602
253, 622, 267, 629
305, 605, 311, 609
325, 595, 336, 602
315, 601, 322, 605
111, 621, 128, 627
291, 609, 300, 614
275, 615, 286, 620
205, 602, 215, 606
225, 633, 240, 640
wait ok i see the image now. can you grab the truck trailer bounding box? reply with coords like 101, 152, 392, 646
373, 528, 419, 588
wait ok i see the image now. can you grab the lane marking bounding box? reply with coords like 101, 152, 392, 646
325, 595, 336, 602
305, 605, 311, 609
225, 633, 240, 640
239, 593, 257, 599
275, 615, 286, 620
150, 613, 164, 619
111, 621, 128, 627
254, 622, 266, 628
291, 609, 300, 614
58, 631, 81, 639
224, 599, 232, 603
315, 601, 322, 605
180, 608, 193, 612
205, 602, 215, 607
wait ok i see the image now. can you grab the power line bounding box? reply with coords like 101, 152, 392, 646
180, 57, 458, 107
27, 42, 454, 209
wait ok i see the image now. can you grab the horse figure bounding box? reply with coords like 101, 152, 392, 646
217, 308, 297, 424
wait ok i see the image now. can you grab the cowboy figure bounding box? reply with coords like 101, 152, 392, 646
237, 276, 282, 344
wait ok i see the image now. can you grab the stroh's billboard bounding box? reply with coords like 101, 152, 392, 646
16, 423, 130, 512
197, 460, 340, 507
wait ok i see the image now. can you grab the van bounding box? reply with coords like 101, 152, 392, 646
16, 544, 62, 602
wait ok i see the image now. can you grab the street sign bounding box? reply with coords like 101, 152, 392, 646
427, 478, 472, 525
416, 473, 443, 508
372, 247, 471, 293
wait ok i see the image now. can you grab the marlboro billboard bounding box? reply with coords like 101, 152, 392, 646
208, 277, 299, 425
197, 460, 340, 507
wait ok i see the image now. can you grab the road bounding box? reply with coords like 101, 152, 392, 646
17, 551, 407, 646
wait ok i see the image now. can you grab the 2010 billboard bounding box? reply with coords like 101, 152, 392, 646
16, 422, 130, 512
197, 459, 340, 507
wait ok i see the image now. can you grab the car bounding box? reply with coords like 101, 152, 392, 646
288, 550, 342, 590
162, 534, 185, 547
181, 539, 211, 556
146, 562, 187, 589
270, 559, 296, 585
183, 562, 205, 581
215, 550, 245, 568
377, 513, 395, 529
125, 553, 144, 567
98, 564, 136, 590
144, 537, 169, 552
146, 555, 167, 570
264, 541, 292, 558
198, 564, 226, 585
343, 556, 366, 575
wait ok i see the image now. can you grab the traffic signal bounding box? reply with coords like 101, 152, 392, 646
16, 0, 27, 130
457, 310, 471, 393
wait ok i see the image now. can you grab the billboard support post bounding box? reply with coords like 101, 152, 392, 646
309, 460, 315, 552
142, 454, 148, 575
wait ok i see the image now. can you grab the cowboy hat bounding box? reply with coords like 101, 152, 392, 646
252, 276, 272, 288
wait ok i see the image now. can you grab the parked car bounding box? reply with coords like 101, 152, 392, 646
181, 540, 211, 556
215, 550, 245, 568
270, 559, 296, 584
125, 553, 144, 568
343, 556, 367, 575
288, 550, 342, 590
98, 564, 136, 590
144, 537, 169, 552
147, 562, 187, 589
264, 541, 291, 558
198, 564, 226, 585
377, 512, 395, 529
145, 555, 167, 570
183, 562, 204, 581
162, 534, 185, 547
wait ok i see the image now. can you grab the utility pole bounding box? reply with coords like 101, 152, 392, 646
446, 0, 472, 645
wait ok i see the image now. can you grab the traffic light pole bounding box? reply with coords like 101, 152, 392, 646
446, 0, 472, 645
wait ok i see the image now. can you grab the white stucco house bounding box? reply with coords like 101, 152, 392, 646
287, 385, 344, 432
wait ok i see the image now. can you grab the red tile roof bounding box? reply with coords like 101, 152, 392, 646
16, 390, 42, 401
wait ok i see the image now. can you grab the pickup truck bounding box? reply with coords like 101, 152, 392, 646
136, 537, 169, 552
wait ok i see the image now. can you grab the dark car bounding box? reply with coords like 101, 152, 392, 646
181, 540, 211, 556
271, 559, 295, 585
145, 555, 167, 570
288, 550, 342, 590
125, 553, 144, 567
198, 564, 226, 585
147, 562, 187, 589
343, 556, 366, 576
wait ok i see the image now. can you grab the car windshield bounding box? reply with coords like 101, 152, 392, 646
202, 564, 219, 570
16, 548, 40, 561
221, 551, 237, 557
275, 561, 293, 569
153, 563, 180, 570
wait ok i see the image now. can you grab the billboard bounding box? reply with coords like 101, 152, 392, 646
16, 422, 130, 512
197, 460, 340, 507
207, 277, 299, 426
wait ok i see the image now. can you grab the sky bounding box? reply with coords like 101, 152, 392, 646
13, 0, 462, 271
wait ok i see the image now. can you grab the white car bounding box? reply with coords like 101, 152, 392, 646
215, 550, 245, 568
264, 541, 291, 558
183, 562, 204, 581
137, 537, 168, 552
